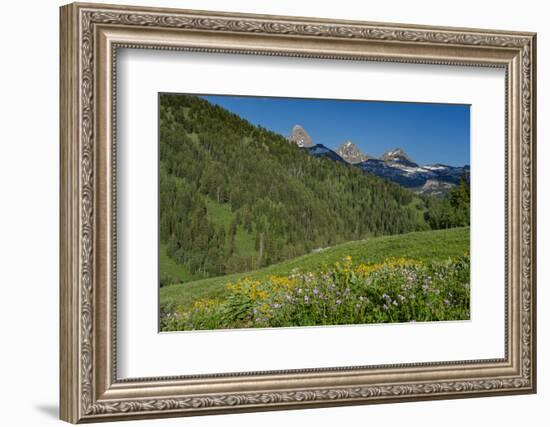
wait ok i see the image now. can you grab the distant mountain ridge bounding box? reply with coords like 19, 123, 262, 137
288, 124, 469, 196
306, 144, 347, 163
358, 156, 469, 196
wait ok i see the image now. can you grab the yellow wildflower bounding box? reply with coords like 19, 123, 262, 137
268, 275, 297, 291
192, 298, 218, 310
340, 256, 353, 272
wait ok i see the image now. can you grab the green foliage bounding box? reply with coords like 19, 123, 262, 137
160, 227, 469, 311
160, 254, 470, 331
159, 94, 431, 278
159, 243, 206, 286
159, 272, 175, 288
424, 175, 470, 229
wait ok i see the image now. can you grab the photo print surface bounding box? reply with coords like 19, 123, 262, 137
158, 93, 471, 332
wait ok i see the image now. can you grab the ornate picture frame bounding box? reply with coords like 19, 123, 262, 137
60, 2, 536, 423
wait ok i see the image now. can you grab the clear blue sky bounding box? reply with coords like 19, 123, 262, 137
201, 94, 470, 166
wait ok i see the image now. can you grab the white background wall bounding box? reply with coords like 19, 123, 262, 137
0, 0, 546, 426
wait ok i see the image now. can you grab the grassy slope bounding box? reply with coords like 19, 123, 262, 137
161, 226, 469, 309
159, 243, 204, 283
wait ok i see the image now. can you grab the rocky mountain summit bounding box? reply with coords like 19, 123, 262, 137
380, 148, 416, 166
288, 125, 345, 162
336, 141, 370, 164
289, 124, 314, 148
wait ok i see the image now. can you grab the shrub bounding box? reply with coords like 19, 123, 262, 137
160, 272, 177, 288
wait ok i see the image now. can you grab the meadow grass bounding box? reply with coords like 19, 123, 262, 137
160, 227, 469, 313
159, 243, 202, 284
161, 253, 470, 331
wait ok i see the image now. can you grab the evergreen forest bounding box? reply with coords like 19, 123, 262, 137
159, 94, 469, 285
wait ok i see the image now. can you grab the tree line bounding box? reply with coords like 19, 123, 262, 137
423, 175, 470, 229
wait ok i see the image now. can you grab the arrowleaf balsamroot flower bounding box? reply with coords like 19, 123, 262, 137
160, 255, 470, 331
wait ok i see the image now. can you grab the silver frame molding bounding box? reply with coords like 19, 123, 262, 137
60, 2, 537, 423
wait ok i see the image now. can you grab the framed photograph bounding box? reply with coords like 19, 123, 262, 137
60, 2, 537, 423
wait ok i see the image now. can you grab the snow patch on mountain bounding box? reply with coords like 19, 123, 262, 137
336, 140, 369, 164
381, 148, 415, 165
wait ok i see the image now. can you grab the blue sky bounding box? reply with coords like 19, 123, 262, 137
201, 94, 470, 166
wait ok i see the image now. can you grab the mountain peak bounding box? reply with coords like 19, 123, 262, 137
289, 124, 314, 148
336, 140, 369, 164
381, 148, 414, 164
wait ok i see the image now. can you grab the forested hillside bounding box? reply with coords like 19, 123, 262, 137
159, 94, 431, 281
